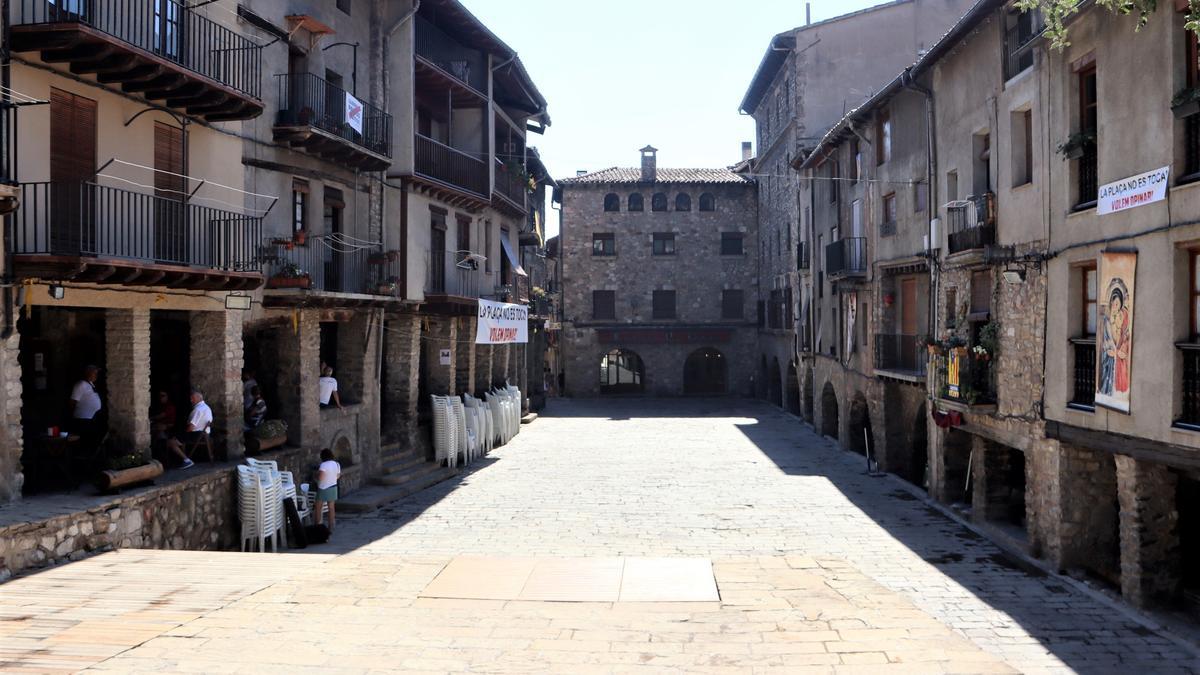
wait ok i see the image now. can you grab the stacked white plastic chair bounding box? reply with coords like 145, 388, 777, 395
431, 395, 458, 468
243, 457, 287, 548
236, 465, 282, 552
452, 397, 481, 464
464, 394, 493, 454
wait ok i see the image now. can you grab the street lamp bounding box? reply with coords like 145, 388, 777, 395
322, 41, 359, 97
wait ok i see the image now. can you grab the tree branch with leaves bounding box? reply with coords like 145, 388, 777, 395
1015, 0, 1200, 49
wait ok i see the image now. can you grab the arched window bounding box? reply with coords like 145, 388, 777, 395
652, 193, 668, 212
628, 193, 644, 212
699, 193, 716, 211
603, 193, 620, 212
675, 193, 692, 211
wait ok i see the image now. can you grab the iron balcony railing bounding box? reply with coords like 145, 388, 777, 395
1069, 338, 1096, 410
1077, 145, 1098, 208
9, 181, 260, 270
494, 159, 527, 209
426, 249, 492, 298
276, 73, 391, 158
13, 0, 262, 99
265, 236, 385, 294
414, 15, 488, 93
415, 134, 489, 197
1186, 114, 1200, 179
946, 192, 996, 255
1178, 344, 1200, 429
825, 237, 867, 278
931, 349, 996, 407
1003, 10, 1042, 80
875, 333, 927, 377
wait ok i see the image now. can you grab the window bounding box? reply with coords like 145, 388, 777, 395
699, 193, 715, 211
1077, 64, 1098, 206
850, 138, 861, 182
499, 227, 511, 285
652, 290, 676, 319
881, 192, 897, 236
1082, 264, 1098, 336
850, 199, 863, 239
721, 289, 744, 320
291, 178, 308, 234
336, 0, 350, 14
970, 270, 992, 315
652, 232, 675, 256
675, 193, 691, 211
1186, 29, 1200, 177
720, 231, 744, 255
1004, 8, 1042, 79
603, 193, 620, 212
973, 132, 991, 196
1189, 251, 1200, 340
914, 182, 929, 213
592, 290, 615, 320
1012, 109, 1034, 187
483, 220, 493, 272
945, 288, 958, 329
456, 215, 471, 253
592, 233, 615, 256
876, 109, 892, 165
628, 193, 644, 211
946, 170, 959, 202
652, 193, 668, 212
828, 160, 840, 203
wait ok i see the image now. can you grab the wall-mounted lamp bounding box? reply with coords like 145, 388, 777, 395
47, 284, 65, 300
1002, 268, 1026, 284
226, 294, 252, 310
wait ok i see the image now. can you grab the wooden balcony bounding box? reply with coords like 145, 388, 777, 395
10, 0, 263, 121
493, 159, 527, 214
8, 181, 263, 290
825, 237, 867, 280
413, 134, 489, 199
273, 73, 391, 171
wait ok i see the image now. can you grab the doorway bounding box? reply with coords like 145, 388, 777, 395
682, 347, 726, 395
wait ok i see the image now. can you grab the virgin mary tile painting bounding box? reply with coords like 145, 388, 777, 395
1095, 251, 1136, 414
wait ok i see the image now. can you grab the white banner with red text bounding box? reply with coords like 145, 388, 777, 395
1097, 166, 1169, 216
476, 299, 529, 344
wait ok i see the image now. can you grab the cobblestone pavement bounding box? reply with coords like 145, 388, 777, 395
9, 398, 1199, 673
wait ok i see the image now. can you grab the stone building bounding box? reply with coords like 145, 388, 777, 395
559, 148, 758, 397
739, 0, 974, 417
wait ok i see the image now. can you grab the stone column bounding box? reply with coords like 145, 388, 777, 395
276, 310, 320, 449
336, 310, 381, 473
190, 310, 245, 459
383, 314, 420, 450
455, 316, 476, 395
497, 343, 511, 386
0, 322, 24, 503
475, 344, 493, 393
426, 316, 456, 395
1116, 455, 1180, 607
105, 308, 151, 458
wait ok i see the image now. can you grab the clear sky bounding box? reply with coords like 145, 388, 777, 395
461, 0, 888, 236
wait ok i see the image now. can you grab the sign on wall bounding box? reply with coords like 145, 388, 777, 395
1095, 251, 1137, 414
345, 93, 364, 134
476, 299, 529, 344
1097, 166, 1169, 216
439, 348, 451, 366
845, 293, 857, 356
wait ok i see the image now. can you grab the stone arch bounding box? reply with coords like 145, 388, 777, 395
847, 391, 873, 457
768, 357, 782, 407
699, 193, 716, 211
651, 192, 668, 212
757, 355, 768, 399
820, 382, 839, 439
683, 347, 727, 395
330, 431, 356, 467
786, 360, 801, 415
675, 193, 692, 211
603, 193, 620, 212
600, 348, 645, 395
802, 366, 815, 422
628, 193, 644, 212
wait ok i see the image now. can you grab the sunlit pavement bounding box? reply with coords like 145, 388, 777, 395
2, 399, 1198, 673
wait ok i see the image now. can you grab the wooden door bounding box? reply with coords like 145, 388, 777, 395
49, 88, 97, 254
901, 279, 918, 335
154, 122, 187, 263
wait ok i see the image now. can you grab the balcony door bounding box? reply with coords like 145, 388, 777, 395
154, 122, 187, 264
900, 278, 918, 370
153, 0, 183, 62
324, 188, 345, 292
46, 0, 91, 23
49, 88, 96, 255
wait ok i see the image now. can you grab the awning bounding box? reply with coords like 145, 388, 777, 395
500, 236, 527, 277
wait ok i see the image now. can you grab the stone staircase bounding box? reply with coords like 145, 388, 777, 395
337, 443, 458, 513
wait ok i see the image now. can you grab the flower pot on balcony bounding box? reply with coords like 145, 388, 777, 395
293, 230, 308, 246
927, 344, 943, 356
375, 282, 398, 295
267, 275, 311, 289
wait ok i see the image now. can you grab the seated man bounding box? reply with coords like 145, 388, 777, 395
166, 388, 213, 468
318, 366, 343, 410
244, 385, 267, 431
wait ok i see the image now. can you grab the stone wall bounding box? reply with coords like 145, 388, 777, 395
383, 314, 420, 447
191, 310, 245, 460
0, 446, 309, 580
1116, 455, 1181, 607
0, 324, 21, 503
105, 308, 151, 455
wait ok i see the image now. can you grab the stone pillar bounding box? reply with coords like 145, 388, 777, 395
276, 310, 320, 449
0, 321, 24, 503
426, 316, 456, 395
190, 310, 245, 459
105, 308, 151, 457
927, 425, 948, 503
384, 314, 420, 449
455, 316, 476, 395
497, 343, 511, 386
1026, 439, 1064, 561
1041, 443, 1119, 576
336, 310, 381, 473
475, 344, 493, 393
1115, 455, 1180, 607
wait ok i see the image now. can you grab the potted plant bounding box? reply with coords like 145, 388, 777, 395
1173, 86, 1200, 119
1057, 130, 1096, 160
972, 344, 991, 361
979, 320, 1001, 361
246, 419, 288, 454
271, 237, 295, 250
97, 452, 163, 492
267, 262, 311, 289
375, 276, 400, 295
923, 335, 944, 356
293, 229, 308, 246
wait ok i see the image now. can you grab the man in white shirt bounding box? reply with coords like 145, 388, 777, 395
166, 388, 214, 468
69, 365, 103, 448
318, 366, 343, 410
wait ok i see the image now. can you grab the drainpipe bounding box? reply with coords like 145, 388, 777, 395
903, 68, 938, 341
2, 0, 15, 341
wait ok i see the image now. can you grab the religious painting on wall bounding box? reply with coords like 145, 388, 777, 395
1095, 251, 1136, 414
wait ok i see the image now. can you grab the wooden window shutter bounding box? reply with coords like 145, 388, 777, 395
324, 186, 345, 208
971, 271, 992, 315
50, 88, 97, 183
154, 122, 186, 198
292, 177, 310, 194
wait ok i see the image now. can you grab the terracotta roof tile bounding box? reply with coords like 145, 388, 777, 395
560, 167, 754, 186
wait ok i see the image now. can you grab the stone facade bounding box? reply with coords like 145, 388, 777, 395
0, 327, 23, 503
559, 152, 759, 398
105, 308, 152, 455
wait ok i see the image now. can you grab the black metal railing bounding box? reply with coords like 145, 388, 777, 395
13, 0, 262, 99
265, 236, 383, 294
9, 181, 261, 271
425, 249, 491, 298
946, 193, 997, 255
1186, 115, 1200, 178
1070, 339, 1096, 409
1077, 146, 1098, 208
875, 334, 927, 376
1179, 345, 1200, 428
1003, 11, 1041, 80
275, 73, 391, 158
494, 159, 527, 209
414, 15, 488, 92
797, 240, 809, 270
931, 349, 996, 407
415, 134, 489, 197
825, 237, 866, 277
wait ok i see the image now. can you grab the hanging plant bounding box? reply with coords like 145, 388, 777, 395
1173, 86, 1200, 118
1056, 131, 1096, 160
